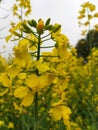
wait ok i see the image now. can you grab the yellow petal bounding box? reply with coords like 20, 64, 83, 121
14, 86, 29, 98
26, 74, 38, 88
39, 74, 50, 88
0, 73, 10, 87
18, 73, 26, 79
13, 102, 21, 111
22, 91, 34, 106
36, 61, 50, 72
7, 65, 21, 79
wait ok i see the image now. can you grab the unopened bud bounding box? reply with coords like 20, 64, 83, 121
37, 19, 44, 34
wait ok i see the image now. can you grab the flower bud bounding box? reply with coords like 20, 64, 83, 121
37, 19, 44, 34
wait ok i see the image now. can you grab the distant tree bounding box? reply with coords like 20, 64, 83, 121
75, 39, 89, 60
86, 29, 98, 48
75, 29, 98, 61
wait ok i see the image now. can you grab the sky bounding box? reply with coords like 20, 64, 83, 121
0, 0, 98, 56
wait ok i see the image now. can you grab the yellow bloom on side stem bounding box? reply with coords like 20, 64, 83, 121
26, 73, 54, 92
14, 73, 54, 106
49, 102, 71, 127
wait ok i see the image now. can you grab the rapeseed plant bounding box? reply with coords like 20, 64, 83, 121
0, 1, 98, 130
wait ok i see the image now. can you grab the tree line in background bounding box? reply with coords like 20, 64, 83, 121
75, 29, 98, 61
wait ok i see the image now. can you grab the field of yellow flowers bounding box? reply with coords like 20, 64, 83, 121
0, 1, 98, 130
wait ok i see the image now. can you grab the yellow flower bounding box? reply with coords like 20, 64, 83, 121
57, 43, 68, 60
8, 122, 14, 129
7, 65, 21, 80
51, 24, 61, 39
89, 3, 96, 11
14, 86, 34, 106
0, 73, 10, 87
14, 73, 54, 106
81, 2, 96, 12
88, 14, 93, 20
14, 86, 29, 99
94, 13, 98, 17
49, 103, 71, 126
35, 61, 50, 72
22, 91, 34, 106
26, 74, 54, 92
13, 39, 31, 60
78, 14, 85, 19
0, 120, 4, 126
13, 39, 32, 67
12, 4, 18, 15
18, 73, 26, 79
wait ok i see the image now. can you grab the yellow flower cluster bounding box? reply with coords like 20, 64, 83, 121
12, 0, 31, 17
78, 2, 98, 36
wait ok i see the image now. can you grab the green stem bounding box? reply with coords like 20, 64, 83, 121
31, 55, 59, 58
37, 35, 41, 61
40, 45, 55, 48
34, 34, 41, 130
41, 33, 50, 39
41, 29, 55, 39
42, 37, 51, 42
34, 92, 38, 130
